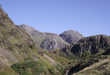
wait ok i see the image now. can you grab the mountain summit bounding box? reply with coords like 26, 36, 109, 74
60, 30, 83, 44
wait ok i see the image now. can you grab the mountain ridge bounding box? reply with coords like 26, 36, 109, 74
0, 6, 110, 75
19, 24, 83, 50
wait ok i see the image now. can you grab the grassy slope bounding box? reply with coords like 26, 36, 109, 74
0, 7, 69, 75
74, 56, 110, 75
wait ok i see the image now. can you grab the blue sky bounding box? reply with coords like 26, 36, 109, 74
0, 0, 110, 36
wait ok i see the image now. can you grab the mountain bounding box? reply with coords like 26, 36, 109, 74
1, 6, 110, 75
0, 7, 36, 64
0, 7, 37, 75
71, 35, 110, 56
66, 35, 110, 75
19, 24, 69, 50
59, 30, 83, 44
0, 7, 69, 75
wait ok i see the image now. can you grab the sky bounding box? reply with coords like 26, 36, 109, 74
0, 0, 110, 36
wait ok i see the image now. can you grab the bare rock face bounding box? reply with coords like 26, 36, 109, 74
59, 30, 83, 44
40, 38, 57, 50
71, 35, 110, 56
19, 25, 69, 50
19, 24, 45, 48
40, 32, 69, 50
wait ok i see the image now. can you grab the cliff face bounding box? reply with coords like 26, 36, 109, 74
66, 35, 110, 75
71, 35, 110, 56
40, 32, 69, 50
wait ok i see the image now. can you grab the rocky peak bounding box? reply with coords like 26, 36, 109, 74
60, 30, 83, 44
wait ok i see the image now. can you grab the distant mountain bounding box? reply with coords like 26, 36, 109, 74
1, 6, 110, 75
19, 24, 69, 50
59, 30, 83, 44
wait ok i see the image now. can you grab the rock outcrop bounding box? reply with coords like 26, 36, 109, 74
71, 35, 110, 56
60, 30, 83, 44
19, 25, 69, 50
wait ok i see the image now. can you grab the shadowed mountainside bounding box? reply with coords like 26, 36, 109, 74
71, 35, 110, 56
66, 35, 110, 75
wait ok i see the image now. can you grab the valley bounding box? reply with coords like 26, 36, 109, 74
0, 6, 110, 75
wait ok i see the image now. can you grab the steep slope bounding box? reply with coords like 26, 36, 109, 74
0, 7, 36, 64
73, 58, 110, 75
0, 7, 38, 75
19, 24, 44, 48
19, 24, 69, 50
71, 35, 110, 56
66, 35, 110, 75
59, 30, 83, 44
0, 7, 65, 75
